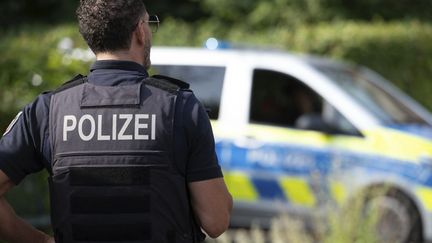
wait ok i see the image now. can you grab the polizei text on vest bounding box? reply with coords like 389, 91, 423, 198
63, 114, 157, 141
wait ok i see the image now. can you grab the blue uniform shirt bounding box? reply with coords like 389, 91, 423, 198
0, 60, 222, 184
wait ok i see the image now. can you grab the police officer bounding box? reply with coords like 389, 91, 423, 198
0, 0, 233, 242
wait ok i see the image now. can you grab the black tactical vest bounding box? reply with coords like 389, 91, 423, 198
48, 75, 203, 243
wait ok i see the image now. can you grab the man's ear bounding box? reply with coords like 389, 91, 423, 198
134, 23, 146, 46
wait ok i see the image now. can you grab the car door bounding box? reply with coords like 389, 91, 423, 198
218, 68, 365, 218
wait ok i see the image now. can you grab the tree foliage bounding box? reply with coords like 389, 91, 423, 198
325, 0, 432, 21
0, 0, 206, 28
202, 0, 432, 28
0, 25, 90, 130
2, 0, 432, 28
0, 0, 77, 27
202, 0, 329, 28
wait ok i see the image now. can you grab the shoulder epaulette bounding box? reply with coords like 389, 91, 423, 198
151, 75, 190, 89
53, 74, 87, 94
143, 75, 190, 94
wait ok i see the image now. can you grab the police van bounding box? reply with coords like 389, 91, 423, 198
150, 45, 432, 242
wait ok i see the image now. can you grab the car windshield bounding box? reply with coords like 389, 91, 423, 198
314, 64, 427, 125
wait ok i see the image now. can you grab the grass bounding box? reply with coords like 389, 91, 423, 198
205, 190, 388, 243
205, 213, 378, 243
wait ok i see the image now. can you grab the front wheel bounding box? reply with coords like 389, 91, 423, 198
364, 188, 423, 243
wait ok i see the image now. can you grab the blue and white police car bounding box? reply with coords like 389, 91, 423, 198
151, 45, 432, 242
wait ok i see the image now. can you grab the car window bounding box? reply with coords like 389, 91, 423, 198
314, 64, 427, 125
250, 69, 360, 135
151, 65, 226, 120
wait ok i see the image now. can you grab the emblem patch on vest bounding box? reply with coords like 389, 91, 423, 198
3, 111, 23, 136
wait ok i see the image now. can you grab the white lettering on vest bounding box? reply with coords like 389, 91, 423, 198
135, 114, 149, 140
151, 114, 156, 140
112, 114, 117, 141
118, 114, 133, 140
78, 115, 96, 141
97, 115, 110, 141
62, 114, 157, 141
63, 115, 77, 141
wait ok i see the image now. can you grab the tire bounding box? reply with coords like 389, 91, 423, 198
363, 188, 423, 243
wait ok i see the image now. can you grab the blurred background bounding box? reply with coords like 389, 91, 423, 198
2, 0, 432, 130
1, 0, 432, 242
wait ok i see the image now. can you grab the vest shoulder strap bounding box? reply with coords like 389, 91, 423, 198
53, 74, 189, 94
53, 74, 87, 94
146, 75, 190, 93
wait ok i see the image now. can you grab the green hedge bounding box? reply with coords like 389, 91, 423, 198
0, 25, 90, 130
289, 21, 432, 110
1, 20, 432, 223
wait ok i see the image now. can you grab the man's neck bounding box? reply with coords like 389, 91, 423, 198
96, 51, 144, 66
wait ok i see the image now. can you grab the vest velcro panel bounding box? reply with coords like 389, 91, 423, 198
70, 195, 151, 214
72, 223, 151, 241
69, 166, 151, 186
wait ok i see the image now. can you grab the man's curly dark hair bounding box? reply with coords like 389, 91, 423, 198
76, 0, 146, 53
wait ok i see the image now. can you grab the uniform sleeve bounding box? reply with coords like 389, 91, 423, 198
182, 92, 223, 183
0, 94, 50, 185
